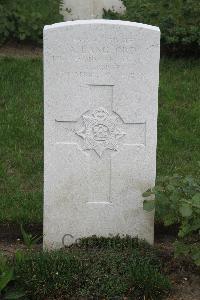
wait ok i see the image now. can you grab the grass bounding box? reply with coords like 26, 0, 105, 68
0, 57, 199, 224
0, 58, 43, 224
12, 237, 171, 299
158, 58, 200, 177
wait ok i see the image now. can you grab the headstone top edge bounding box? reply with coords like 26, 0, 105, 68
43, 19, 160, 33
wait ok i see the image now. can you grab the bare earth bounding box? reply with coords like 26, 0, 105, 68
0, 41, 42, 58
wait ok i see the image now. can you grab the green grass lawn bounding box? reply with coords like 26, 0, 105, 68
0, 57, 199, 224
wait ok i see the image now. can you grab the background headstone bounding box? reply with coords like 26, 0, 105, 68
61, 0, 125, 21
44, 20, 160, 249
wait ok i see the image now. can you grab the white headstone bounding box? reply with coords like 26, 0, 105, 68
61, 0, 125, 21
44, 20, 160, 249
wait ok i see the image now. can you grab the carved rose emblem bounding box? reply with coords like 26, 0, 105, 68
76, 107, 126, 157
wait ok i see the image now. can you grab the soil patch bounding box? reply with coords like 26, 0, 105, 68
0, 41, 42, 58
166, 272, 200, 300
0, 223, 43, 241
155, 239, 200, 300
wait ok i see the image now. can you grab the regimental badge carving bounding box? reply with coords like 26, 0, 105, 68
76, 107, 126, 157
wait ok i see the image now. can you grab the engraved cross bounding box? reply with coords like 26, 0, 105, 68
55, 85, 146, 205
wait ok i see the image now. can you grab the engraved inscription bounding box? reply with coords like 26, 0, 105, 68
76, 107, 126, 157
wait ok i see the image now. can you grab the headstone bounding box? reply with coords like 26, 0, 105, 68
43, 20, 160, 249
61, 0, 125, 21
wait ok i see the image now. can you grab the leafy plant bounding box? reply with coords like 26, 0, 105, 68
20, 225, 42, 249
0, 253, 14, 295
0, 253, 25, 299
143, 174, 200, 265
104, 0, 200, 55
0, 0, 63, 44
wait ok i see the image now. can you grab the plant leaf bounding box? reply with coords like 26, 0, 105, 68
179, 203, 192, 217
191, 253, 200, 266
142, 190, 154, 197
163, 214, 177, 226
174, 241, 190, 257
0, 268, 14, 292
192, 193, 200, 206
32, 235, 42, 244
4, 290, 26, 299
143, 200, 155, 212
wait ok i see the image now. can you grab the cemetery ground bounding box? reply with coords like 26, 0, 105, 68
0, 53, 200, 299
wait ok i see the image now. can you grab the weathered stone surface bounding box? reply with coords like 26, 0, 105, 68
61, 0, 125, 21
43, 20, 160, 249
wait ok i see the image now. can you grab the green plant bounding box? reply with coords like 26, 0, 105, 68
0, 253, 25, 299
0, 0, 63, 44
128, 254, 171, 299
79, 249, 170, 299
143, 174, 200, 265
104, 0, 200, 55
14, 237, 171, 299
20, 225, 42, 249
0, 3, 14, 44
0, 253, 14, 295
15, 250, 82, 299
